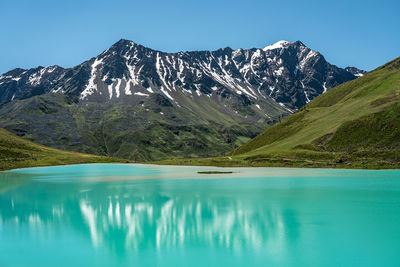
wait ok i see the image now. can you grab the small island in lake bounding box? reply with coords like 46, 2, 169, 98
197, 171, 234, 174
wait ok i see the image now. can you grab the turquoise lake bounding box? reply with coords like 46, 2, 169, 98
0, 164, 399, 266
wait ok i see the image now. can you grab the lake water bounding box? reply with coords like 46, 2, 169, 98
0, 164, 399, 266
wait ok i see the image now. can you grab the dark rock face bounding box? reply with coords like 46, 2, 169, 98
0, 39, 365, 160
0, 39, 363, 110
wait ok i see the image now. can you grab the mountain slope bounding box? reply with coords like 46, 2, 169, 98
0, 93, 264, 161
159, 57, 400, 168
0, 39, 363, 160
0, 128, 123, 171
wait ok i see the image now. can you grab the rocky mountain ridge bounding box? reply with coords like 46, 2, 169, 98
0, 39, 363, 111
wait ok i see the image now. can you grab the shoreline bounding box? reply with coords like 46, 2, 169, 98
3, 161, 400, 173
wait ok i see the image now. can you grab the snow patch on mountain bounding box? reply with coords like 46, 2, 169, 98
125, 82, 133, 95
263, 40, 290, 51
29, 68, 47, 86
299, 50, 318, 70
134, 92, 149, 97
80, 58, 103, 100
274, 67, 285, 76
323, 82, 327, 93
115, 79, 122, 98
108, 82, 113, 99
160, 86, 174, 101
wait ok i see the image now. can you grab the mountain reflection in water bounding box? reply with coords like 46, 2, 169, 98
0, 176, 299, 254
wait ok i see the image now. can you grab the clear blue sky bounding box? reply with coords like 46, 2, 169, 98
1, 0, 399, 74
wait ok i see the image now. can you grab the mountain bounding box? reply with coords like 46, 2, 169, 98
0, 39, 360, 109
161, 57, 400, 168
0, 39, 363, 160
345, 66, 366, 77
0, 128, 122, 171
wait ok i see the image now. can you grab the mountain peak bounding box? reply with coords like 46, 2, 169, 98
263, 40, 292, 51
109, 38, 143, 51
114, 38, 135, 45
215, 46, 233, 53
294, 40, 306, 47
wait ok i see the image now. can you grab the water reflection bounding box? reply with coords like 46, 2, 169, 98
0, 177, 300, 254
77, 197, 294, 252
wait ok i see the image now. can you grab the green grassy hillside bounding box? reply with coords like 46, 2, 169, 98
0, 128, 124, 171
0, 92, 269, 161
158, 57, 400, 169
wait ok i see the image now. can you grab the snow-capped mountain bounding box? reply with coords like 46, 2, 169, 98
0, 39, 364, 160
345, 66, 367, 77
0, 39, 362, 110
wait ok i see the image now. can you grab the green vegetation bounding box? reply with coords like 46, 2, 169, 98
0, 128, 125, 171
0, 92, 271, 161
158, 57, 400, 169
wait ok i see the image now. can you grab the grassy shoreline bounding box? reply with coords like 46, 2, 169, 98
154, 152, 400, 170
1, 124, 399, 171
2, 154, 399, 172
0, 128, 128, 172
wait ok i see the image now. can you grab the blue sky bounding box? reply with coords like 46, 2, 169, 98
0, 0, 399, 74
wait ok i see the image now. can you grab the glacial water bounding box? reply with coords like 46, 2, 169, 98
0, 164, 399, 266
